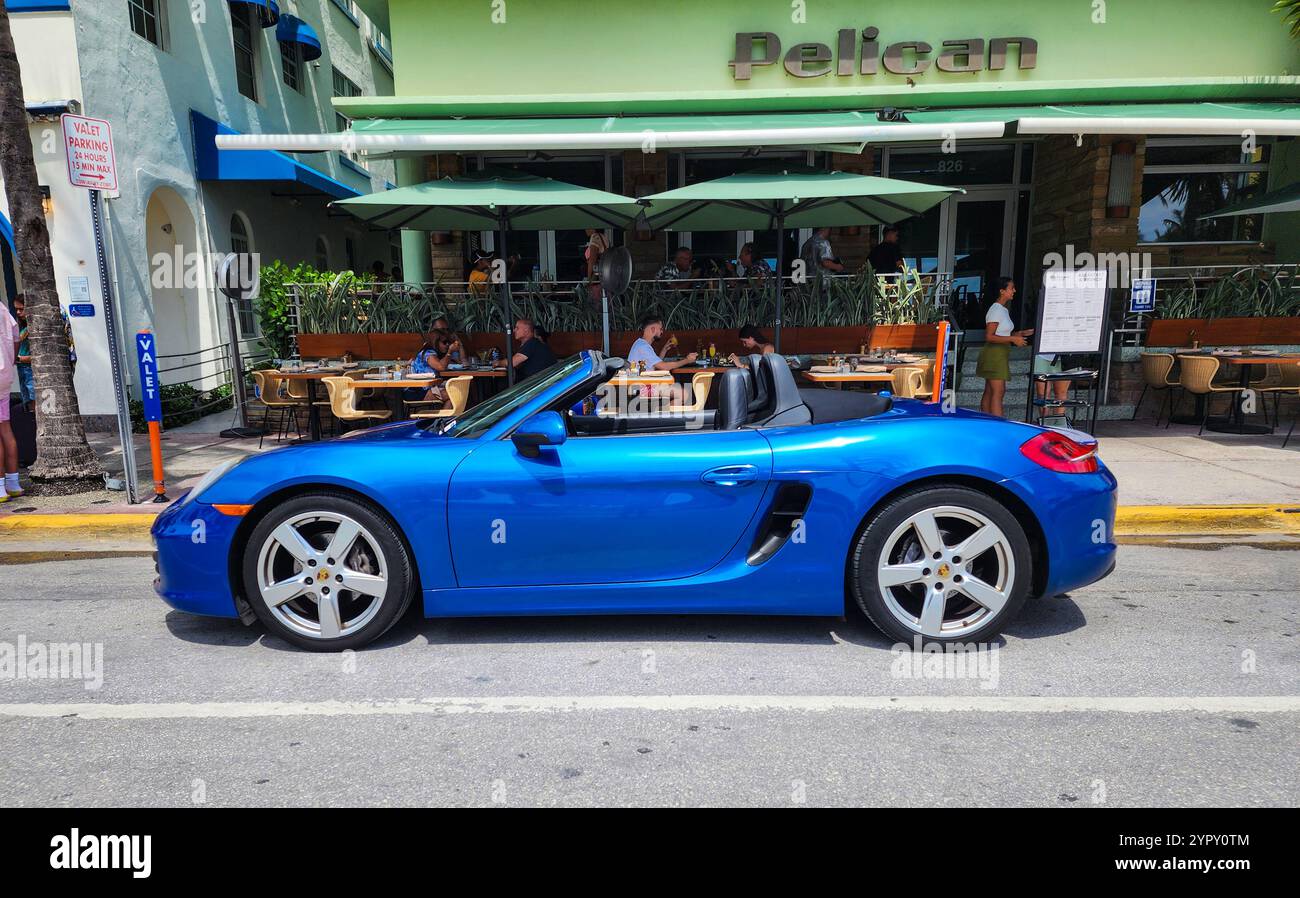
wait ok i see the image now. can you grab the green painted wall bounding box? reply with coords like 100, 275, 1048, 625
384, 0, 1298, 110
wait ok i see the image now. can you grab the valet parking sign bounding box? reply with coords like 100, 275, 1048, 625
61, 113, 118, 192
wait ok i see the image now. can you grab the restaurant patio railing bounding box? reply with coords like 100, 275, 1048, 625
284, 270, 956, 357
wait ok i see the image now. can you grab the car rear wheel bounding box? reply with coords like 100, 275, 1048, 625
850, 486, 1031, 644
241, 492, 414, 651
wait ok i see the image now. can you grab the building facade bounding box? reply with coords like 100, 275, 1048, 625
313, 0, 1298, 335
0, 0, 398, 428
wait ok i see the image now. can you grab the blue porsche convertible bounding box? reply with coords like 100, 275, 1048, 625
153, 352, 1117, 651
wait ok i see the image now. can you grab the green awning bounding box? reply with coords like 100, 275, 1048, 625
1199, 182, 1300, 220
214, 111, 1011, 155
1002, 102, 1300, 135
213, 102, 1300, 157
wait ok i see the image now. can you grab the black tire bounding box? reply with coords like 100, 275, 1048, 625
241, 491, 415, 652
849, 485, 1032, 644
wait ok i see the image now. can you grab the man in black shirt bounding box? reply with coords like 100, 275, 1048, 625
496, 318, 557, 381
867, 226, 904, 274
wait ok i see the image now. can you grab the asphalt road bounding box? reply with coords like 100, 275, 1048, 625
0, 542, 1296, 807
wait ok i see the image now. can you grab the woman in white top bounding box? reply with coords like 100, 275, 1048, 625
974, 277, 1033, 418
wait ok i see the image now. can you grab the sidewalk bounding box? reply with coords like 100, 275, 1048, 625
0, 412, 1295, 522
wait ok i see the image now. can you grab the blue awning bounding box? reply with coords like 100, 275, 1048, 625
0, 209, 14, 256
191, 111, 361, 201
227, 0, 280, 27
276, 14, 321, 61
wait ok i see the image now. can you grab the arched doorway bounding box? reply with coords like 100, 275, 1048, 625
144, 187, 205, 386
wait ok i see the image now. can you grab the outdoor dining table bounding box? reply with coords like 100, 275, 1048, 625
1176, 352, 1300, 435
801, 370, 895, 389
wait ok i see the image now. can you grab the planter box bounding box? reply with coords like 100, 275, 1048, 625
1145, 317, 1300, 347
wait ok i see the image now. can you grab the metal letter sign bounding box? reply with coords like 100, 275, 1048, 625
1129, 277, 1157, 314
61, 113, 118, 192
136, 332, 163, 423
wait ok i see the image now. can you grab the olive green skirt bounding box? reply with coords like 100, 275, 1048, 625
976, 343, 1011, 381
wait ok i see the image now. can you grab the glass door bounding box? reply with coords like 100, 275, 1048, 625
945, 191, 1016, 338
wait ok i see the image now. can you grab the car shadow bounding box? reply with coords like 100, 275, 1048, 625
1002, 594, 1087, 640
163, 611, 263, 647
163, 596, 1085, 653
401, 609, 899, 651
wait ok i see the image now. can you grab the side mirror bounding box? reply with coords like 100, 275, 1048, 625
512, 411, 567, 458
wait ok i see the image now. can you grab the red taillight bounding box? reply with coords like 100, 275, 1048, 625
1019, 431, 1099, 474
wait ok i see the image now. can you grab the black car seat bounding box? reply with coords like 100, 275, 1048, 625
714, 368, 753, 430
745, 353, 769, 414
751, 354, 812, 427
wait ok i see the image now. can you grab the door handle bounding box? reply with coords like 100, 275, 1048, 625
701, 464, 760, 487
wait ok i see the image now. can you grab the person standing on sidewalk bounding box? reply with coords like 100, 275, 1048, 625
0, 300, 21, 501
13, 295, 33, 412
976, 277, 1032, 418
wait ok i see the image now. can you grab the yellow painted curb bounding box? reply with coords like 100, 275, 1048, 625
1114, 505, 1300, 536
1, 505, 1298, 537
0, 513, 157, 532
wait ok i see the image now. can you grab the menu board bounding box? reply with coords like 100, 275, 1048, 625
1037, 269, 1109, 355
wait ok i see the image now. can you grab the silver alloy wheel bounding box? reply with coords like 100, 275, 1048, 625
254, 511, 389, 640
876, 505, 1015, 638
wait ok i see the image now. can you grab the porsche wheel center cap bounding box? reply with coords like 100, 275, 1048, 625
936, 563, 951, 579
316, 568, 330, 583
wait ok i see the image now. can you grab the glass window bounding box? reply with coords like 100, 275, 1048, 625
231, 5, 259, 102
229, 215, 257, 336
888, 145, 1016, 186
332, 69, 364, 164
314, 237, 330, 271
280, 40, 302, 92
1139, 172, 1266, 243
345, 237, 357, 272
128, 0, 165, 49
1139, 140, 1270, 243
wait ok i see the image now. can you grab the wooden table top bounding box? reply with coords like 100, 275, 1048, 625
349, 377, 441, 389
1174, 352, 1300, 364
801, 370, 895, 383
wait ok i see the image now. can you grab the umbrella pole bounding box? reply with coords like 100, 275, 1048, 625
775, 213, 785, 354
497, 210, 514, 386
602, 290, 610, 356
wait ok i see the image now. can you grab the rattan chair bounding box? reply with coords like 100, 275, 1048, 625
253, 371, 306, 448
1133, 352, 1179, 425
667, 371, 715, 412
1257, 361, 1300, 447
411, 376, 472, 420
321, 376, 392, 430
890, 366, 926, 399
1175, 355, 1245, 435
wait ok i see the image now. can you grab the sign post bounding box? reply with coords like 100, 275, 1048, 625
135, 331, 167, 502
63, 113, 137, 500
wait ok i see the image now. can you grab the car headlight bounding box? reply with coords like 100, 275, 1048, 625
185, 459, 241, 504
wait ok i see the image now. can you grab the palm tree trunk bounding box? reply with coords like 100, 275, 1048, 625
0, 4, 102, 482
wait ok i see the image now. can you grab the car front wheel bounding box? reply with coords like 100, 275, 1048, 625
241, 492, 414, 651
850, 486, 1031, 644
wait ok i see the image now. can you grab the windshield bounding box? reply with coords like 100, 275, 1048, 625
435, 354, 587, 439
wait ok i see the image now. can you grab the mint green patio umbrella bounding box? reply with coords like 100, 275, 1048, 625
334, 169, 644, 381
643, 168, 961, 349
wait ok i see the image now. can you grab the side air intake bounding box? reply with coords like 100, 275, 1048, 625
747, 483, 813, 566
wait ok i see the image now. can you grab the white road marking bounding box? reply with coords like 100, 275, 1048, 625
1, 695, 1298, 720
